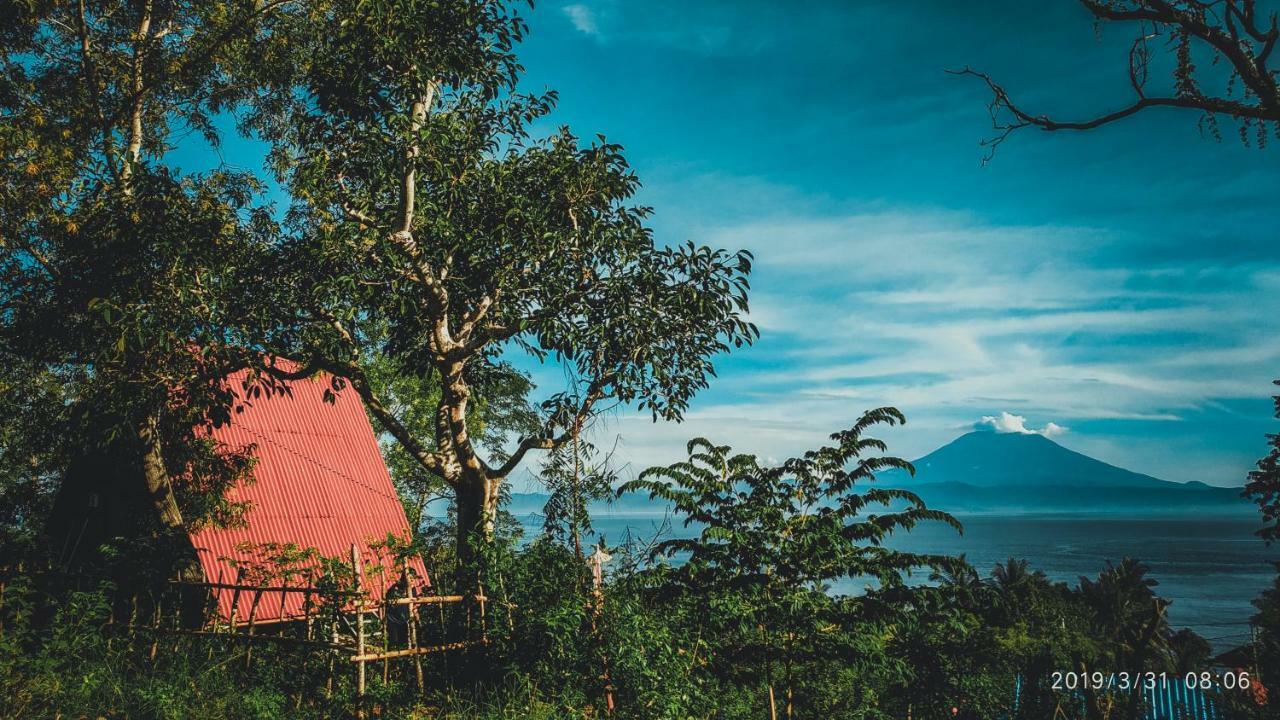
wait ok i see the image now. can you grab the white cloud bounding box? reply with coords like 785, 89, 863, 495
1041, 422, 1068, 438
976, 411, 1067, 438
562, 4, 600, 37
977, 411, 1035, 434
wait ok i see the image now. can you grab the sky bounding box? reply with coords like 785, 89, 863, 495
496, 0, 1280, 488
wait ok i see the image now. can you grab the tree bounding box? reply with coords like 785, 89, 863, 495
1, 0, 295, 560
620, 407, 959, 720
1164, 627, 1211, 674
1078, 558, 1170, 718
1245, 381, 1280, 543
989, 557, 1052, 622
539, 430, 617, 562
244, 0, 757, 567
955, 0, 1280, 160
1252, 562, 1280, 699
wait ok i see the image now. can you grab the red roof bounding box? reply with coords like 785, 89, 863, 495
189, 367, 429, 624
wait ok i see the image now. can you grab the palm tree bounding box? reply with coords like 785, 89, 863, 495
1164, 628, 1211, 675
988, 557, 1050, 621
1079, 558, 1170, 719
930, 555, 986, 610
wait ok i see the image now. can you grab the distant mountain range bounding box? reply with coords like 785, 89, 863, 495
507, 430, 1251, 517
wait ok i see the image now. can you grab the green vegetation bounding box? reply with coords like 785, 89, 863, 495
3, 0, 1280, 718
1, 411, 1272, 718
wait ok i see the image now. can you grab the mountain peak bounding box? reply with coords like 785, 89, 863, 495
908, 430, 1172, 489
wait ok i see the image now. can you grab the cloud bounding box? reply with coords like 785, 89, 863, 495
562, 4, 601, 37
1042, 422, 1069, 438
976, 412, 1067, 438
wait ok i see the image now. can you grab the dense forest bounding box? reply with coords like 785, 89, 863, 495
3, 0, 1280, 717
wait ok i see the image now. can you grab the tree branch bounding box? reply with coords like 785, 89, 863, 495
955, 0, 1280, 160
121, 0, 154, 183
950, 65, 1280, 162
345, 365, 454, 481
486, 377, 609, 480
76, 0, 120, 181
397, 83, 436, 234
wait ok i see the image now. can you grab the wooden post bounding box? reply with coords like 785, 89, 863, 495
589, 548, 616, 715
149, 595, 162, 662
326, 616, 337, 700
477, 583, 489, 645
379, 561, 389, 684
279, 578, 288, 621
128, 594, 140, 645
227, 569, 243, 633
244, 588, 263, 670
351, 544, 366, 715
406, 565, 423, 693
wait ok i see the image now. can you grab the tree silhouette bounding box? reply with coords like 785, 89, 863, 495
1245, 381, 1280, 543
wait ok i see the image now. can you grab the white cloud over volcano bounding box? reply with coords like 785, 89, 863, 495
976, 412, 1068, 438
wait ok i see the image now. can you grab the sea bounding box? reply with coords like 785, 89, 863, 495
511, 509, 1279, 652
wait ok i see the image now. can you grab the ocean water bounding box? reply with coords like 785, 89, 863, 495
516, 510, 1279, 652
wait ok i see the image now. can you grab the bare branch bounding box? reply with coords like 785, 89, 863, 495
954, 0, 1280, 160
950, 64, 1280, 162
346, 367, 454, 481
397, 83, 437, 234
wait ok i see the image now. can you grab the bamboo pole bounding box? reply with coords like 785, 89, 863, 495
378, 559, 389, 684
351, 544, 366, 714
437, 587, 449, 679
131, 624, 346, 649
383, 594, 480, 606
406, 565, 423, 693
245, 588, 263, 670
477, 582, 489, 646
227, 570, 243, 631
350, 640, 474, 663
170, 579, 355, 596
149, 595, 161, 662
326, 616, 338, 699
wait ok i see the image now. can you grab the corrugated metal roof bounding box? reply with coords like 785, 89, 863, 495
189, 367, 430, 624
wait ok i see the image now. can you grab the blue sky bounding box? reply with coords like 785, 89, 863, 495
500, 0, 1280, 488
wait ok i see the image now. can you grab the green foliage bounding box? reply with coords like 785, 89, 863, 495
1245, 380, 1280, 543
621, 407, 960, 591
1252, 563, 1280, 704
620, 407, 962, 718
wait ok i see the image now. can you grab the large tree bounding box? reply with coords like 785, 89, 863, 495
955, 0, 1280, 160
1, 0, 297, 555
245, 0, 757, 567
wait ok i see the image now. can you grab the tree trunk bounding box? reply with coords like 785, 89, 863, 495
139, 411, 184, 531
437, 360, 502, 576
454, 473, 485, 571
